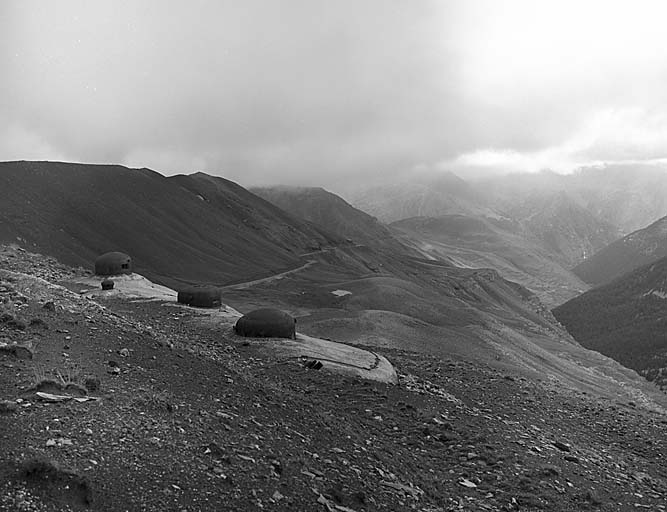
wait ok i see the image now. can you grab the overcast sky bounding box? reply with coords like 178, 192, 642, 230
3, 0, 667, 188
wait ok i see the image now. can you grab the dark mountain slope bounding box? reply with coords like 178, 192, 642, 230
0, 161, 338, 286
573, 215, 667, 286
554, 256, 667, 388
169, 174, 338, 251
251, 185, 404, 251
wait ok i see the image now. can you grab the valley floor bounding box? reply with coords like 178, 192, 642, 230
1, 250, 666, 511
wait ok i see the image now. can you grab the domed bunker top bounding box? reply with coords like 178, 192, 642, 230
177, 287, 222, 308
94, 252, 132, 276
234, 308, 296, 339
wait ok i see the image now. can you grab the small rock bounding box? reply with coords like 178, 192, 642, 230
538, 464, 560, 477
84, 428, 93, 436
303, 359, 323, 370
272, 490, 284, 501
46, 439, 56, 447
0, 400, 18, 414
119, 348, 130, 357
553, 440, 571, 452
459, 478, 477, 488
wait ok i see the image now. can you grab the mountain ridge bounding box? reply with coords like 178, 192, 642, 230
1, 160, 663, 404
555, 254, 667, 389
573, 215, 667, 286
0, 161, 341, 288
250, 185, 399, 249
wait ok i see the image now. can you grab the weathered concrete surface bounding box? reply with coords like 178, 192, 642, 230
74, 273, 178, 301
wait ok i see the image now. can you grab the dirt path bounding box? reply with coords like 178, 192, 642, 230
224, 242, 375, 290
221, 260, 316, 290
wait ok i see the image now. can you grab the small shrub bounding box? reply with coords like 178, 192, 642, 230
83, 375, 101, 392
31, 361, 88, 394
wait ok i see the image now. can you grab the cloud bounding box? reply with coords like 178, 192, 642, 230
0, 123, 71, 163
2, 0, 464, 186
4, 0, 667, 187
449, 107, 667, 176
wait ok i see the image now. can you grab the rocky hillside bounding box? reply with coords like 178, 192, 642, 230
555, 255, 667, 389
0, 161, 340, 288
1, 246, 667, 511
574, 215, 667, 286
501, 192, 620, 269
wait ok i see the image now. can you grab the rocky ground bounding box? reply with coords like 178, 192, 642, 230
1, 245, 667, 511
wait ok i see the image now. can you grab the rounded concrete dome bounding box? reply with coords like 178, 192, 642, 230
234, 308, 296, 339
94, 252, 132, 276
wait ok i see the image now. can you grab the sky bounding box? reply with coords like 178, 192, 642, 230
3, 0, 667, 189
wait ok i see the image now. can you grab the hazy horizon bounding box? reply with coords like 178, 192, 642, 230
4, 1, 667, 189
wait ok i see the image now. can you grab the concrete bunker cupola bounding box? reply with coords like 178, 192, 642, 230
234, 308, 296, 339
177, 287, 223, 308
94, 252, 132, 276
